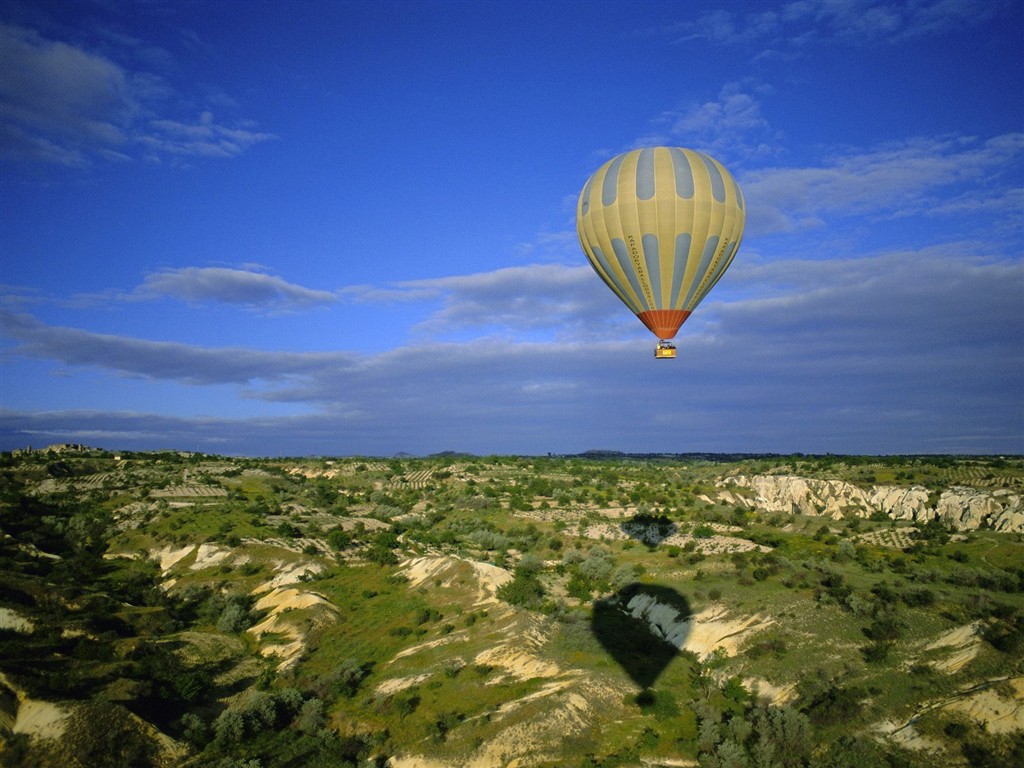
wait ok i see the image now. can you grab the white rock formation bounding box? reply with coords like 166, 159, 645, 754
718, 476, 1023, 532
722, 476, 871, 519
936, 487, 1024, 531
870, 485, 932, 521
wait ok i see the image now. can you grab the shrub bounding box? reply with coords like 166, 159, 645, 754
498, 572, 545, 608
327, 527, 352, 550
430, 711, 464, 741
179, 712, 208, 748
578, 548, 613, 583
516, 552, 544, 576
295, 698, 326, 733
214, 709, 245, 745
861, 638, 893, 663
610, 563, 639, 591
745, 636, 788, 659
415, 608, 442, 624
393, 691, 421, 717
217, 598, 255, 633
366, 544, 399, 566
984, 613, 1024, 654
693, 524, 715, 539
566, 572, 592, 600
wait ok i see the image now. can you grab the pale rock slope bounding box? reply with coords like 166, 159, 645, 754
719, 476, 1024, 531
384, 556, 630, 768
624, 592, 773, 660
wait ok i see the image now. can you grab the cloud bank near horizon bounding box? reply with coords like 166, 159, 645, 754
4, 245, 1021, 456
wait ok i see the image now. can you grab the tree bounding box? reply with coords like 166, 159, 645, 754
700, 737, 747, 768
751, 704, 811, 768
295, 698, 326, 733
214, 709, 245, 745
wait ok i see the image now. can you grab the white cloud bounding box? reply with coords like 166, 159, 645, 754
139, 112, 275, 159
0, 23, 272, 166
637, 83, 780, 162
742, 133, 1024, 234
137, 267, 337, 311
344, 264, 632, 341
0, 24, 132, 165
670, 0, 1004, 47
3, 248, 1020, 455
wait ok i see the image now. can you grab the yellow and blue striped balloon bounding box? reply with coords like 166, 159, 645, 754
576, 147, 745, 341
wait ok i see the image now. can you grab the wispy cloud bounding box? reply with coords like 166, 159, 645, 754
4, 249, 1020, 455
0, 23, 273, 166
139, 112, 274, 160
135, 267, 337, 311
742, 133, 1024, 235
0, 310, 348, 386
638, 83, 781, 162
345, 264, 628, 341
720, 249, 1024, 356
664, 0, 1005, 47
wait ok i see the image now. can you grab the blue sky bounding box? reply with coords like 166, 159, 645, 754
1, 0, 1022, 457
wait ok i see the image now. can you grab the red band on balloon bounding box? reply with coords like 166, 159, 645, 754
637, 309, 691, 339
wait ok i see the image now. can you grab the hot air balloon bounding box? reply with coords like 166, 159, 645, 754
576, 147, 745, 359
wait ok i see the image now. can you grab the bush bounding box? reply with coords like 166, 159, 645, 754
327, 527, 352, 550
217, 598, 255, 633
610, 563, 639, 591
393, 691, 421, 717
750, 703, 811, 768
515, 552, 544, 576
180, 712, 208, 747
295, 698, 326, 733
566, 572, 592, 600
745, 636, 788, 659
366, 544, 399, 566
498, 572, 545, 608
214, 709, 245, 745
430, 711, 464, 741
861, 638, 892, 663
984, 613, 1024, 654
307, 658, 369, 699
578, 548, 613, 583
903, 587, 935, 607
800, 680, 866, 725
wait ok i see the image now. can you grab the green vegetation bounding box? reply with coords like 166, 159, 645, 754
1, 448, 1022, 767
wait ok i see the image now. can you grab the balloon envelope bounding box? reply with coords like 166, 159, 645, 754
576, 147, 745, 340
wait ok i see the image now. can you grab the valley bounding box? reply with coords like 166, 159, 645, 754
1, 448, 1022, 767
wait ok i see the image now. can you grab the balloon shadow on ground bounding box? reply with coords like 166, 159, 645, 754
620, 513, 678, 546
591, 583, 692, 690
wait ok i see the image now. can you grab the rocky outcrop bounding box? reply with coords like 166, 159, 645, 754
870, 485, 932, 521
936, 488, 1024, 532
722, 475, 871, 519
718, 475, 1023, 532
